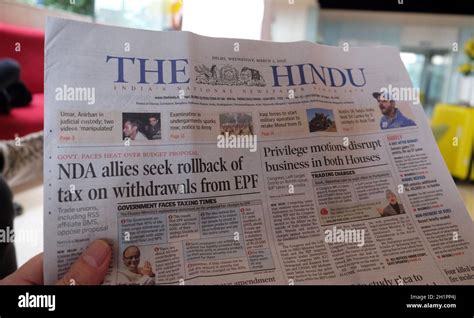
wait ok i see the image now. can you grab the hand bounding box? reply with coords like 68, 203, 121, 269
0, 240, 112, 285
141, 261, 155, 277
376, 207, 384, 215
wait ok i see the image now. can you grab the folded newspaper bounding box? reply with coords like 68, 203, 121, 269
44, 17, 474, 285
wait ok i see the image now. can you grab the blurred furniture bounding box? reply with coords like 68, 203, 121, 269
431, 103, 474, 181
0, 22, 44, 139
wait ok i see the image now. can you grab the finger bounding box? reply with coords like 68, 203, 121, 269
0, 253, 44, 285
57, 240, 112, 285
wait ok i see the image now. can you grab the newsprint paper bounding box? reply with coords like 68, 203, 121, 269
44, 17, 474, 285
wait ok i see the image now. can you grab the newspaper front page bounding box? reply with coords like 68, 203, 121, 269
43, 17, 474, 285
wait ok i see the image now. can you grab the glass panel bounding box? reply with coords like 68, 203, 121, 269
400, 52, 425, 89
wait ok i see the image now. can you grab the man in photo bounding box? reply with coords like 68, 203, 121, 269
117, 246, 155, 285
144, 115, 161, 140
377, 189, 406, 217
123, 119, 147, 141
373, 91, 416, 129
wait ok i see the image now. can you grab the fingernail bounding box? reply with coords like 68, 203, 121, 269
82, 240, 111, 268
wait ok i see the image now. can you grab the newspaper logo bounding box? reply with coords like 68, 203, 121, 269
194, 64, 266, 86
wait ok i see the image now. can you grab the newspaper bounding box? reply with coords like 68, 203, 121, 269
43, 17, 474, 285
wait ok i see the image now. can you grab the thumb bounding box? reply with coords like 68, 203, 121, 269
57, 240, 112, 285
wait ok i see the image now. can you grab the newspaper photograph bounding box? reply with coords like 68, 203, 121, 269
43, 17, 474, 285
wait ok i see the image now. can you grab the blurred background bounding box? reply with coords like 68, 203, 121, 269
0, 0, 473, 265
3, 0, 473, 112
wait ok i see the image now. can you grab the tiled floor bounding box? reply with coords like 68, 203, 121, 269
12, 182, 474, 267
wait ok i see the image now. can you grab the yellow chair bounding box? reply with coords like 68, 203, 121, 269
431, 104, 474, 181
